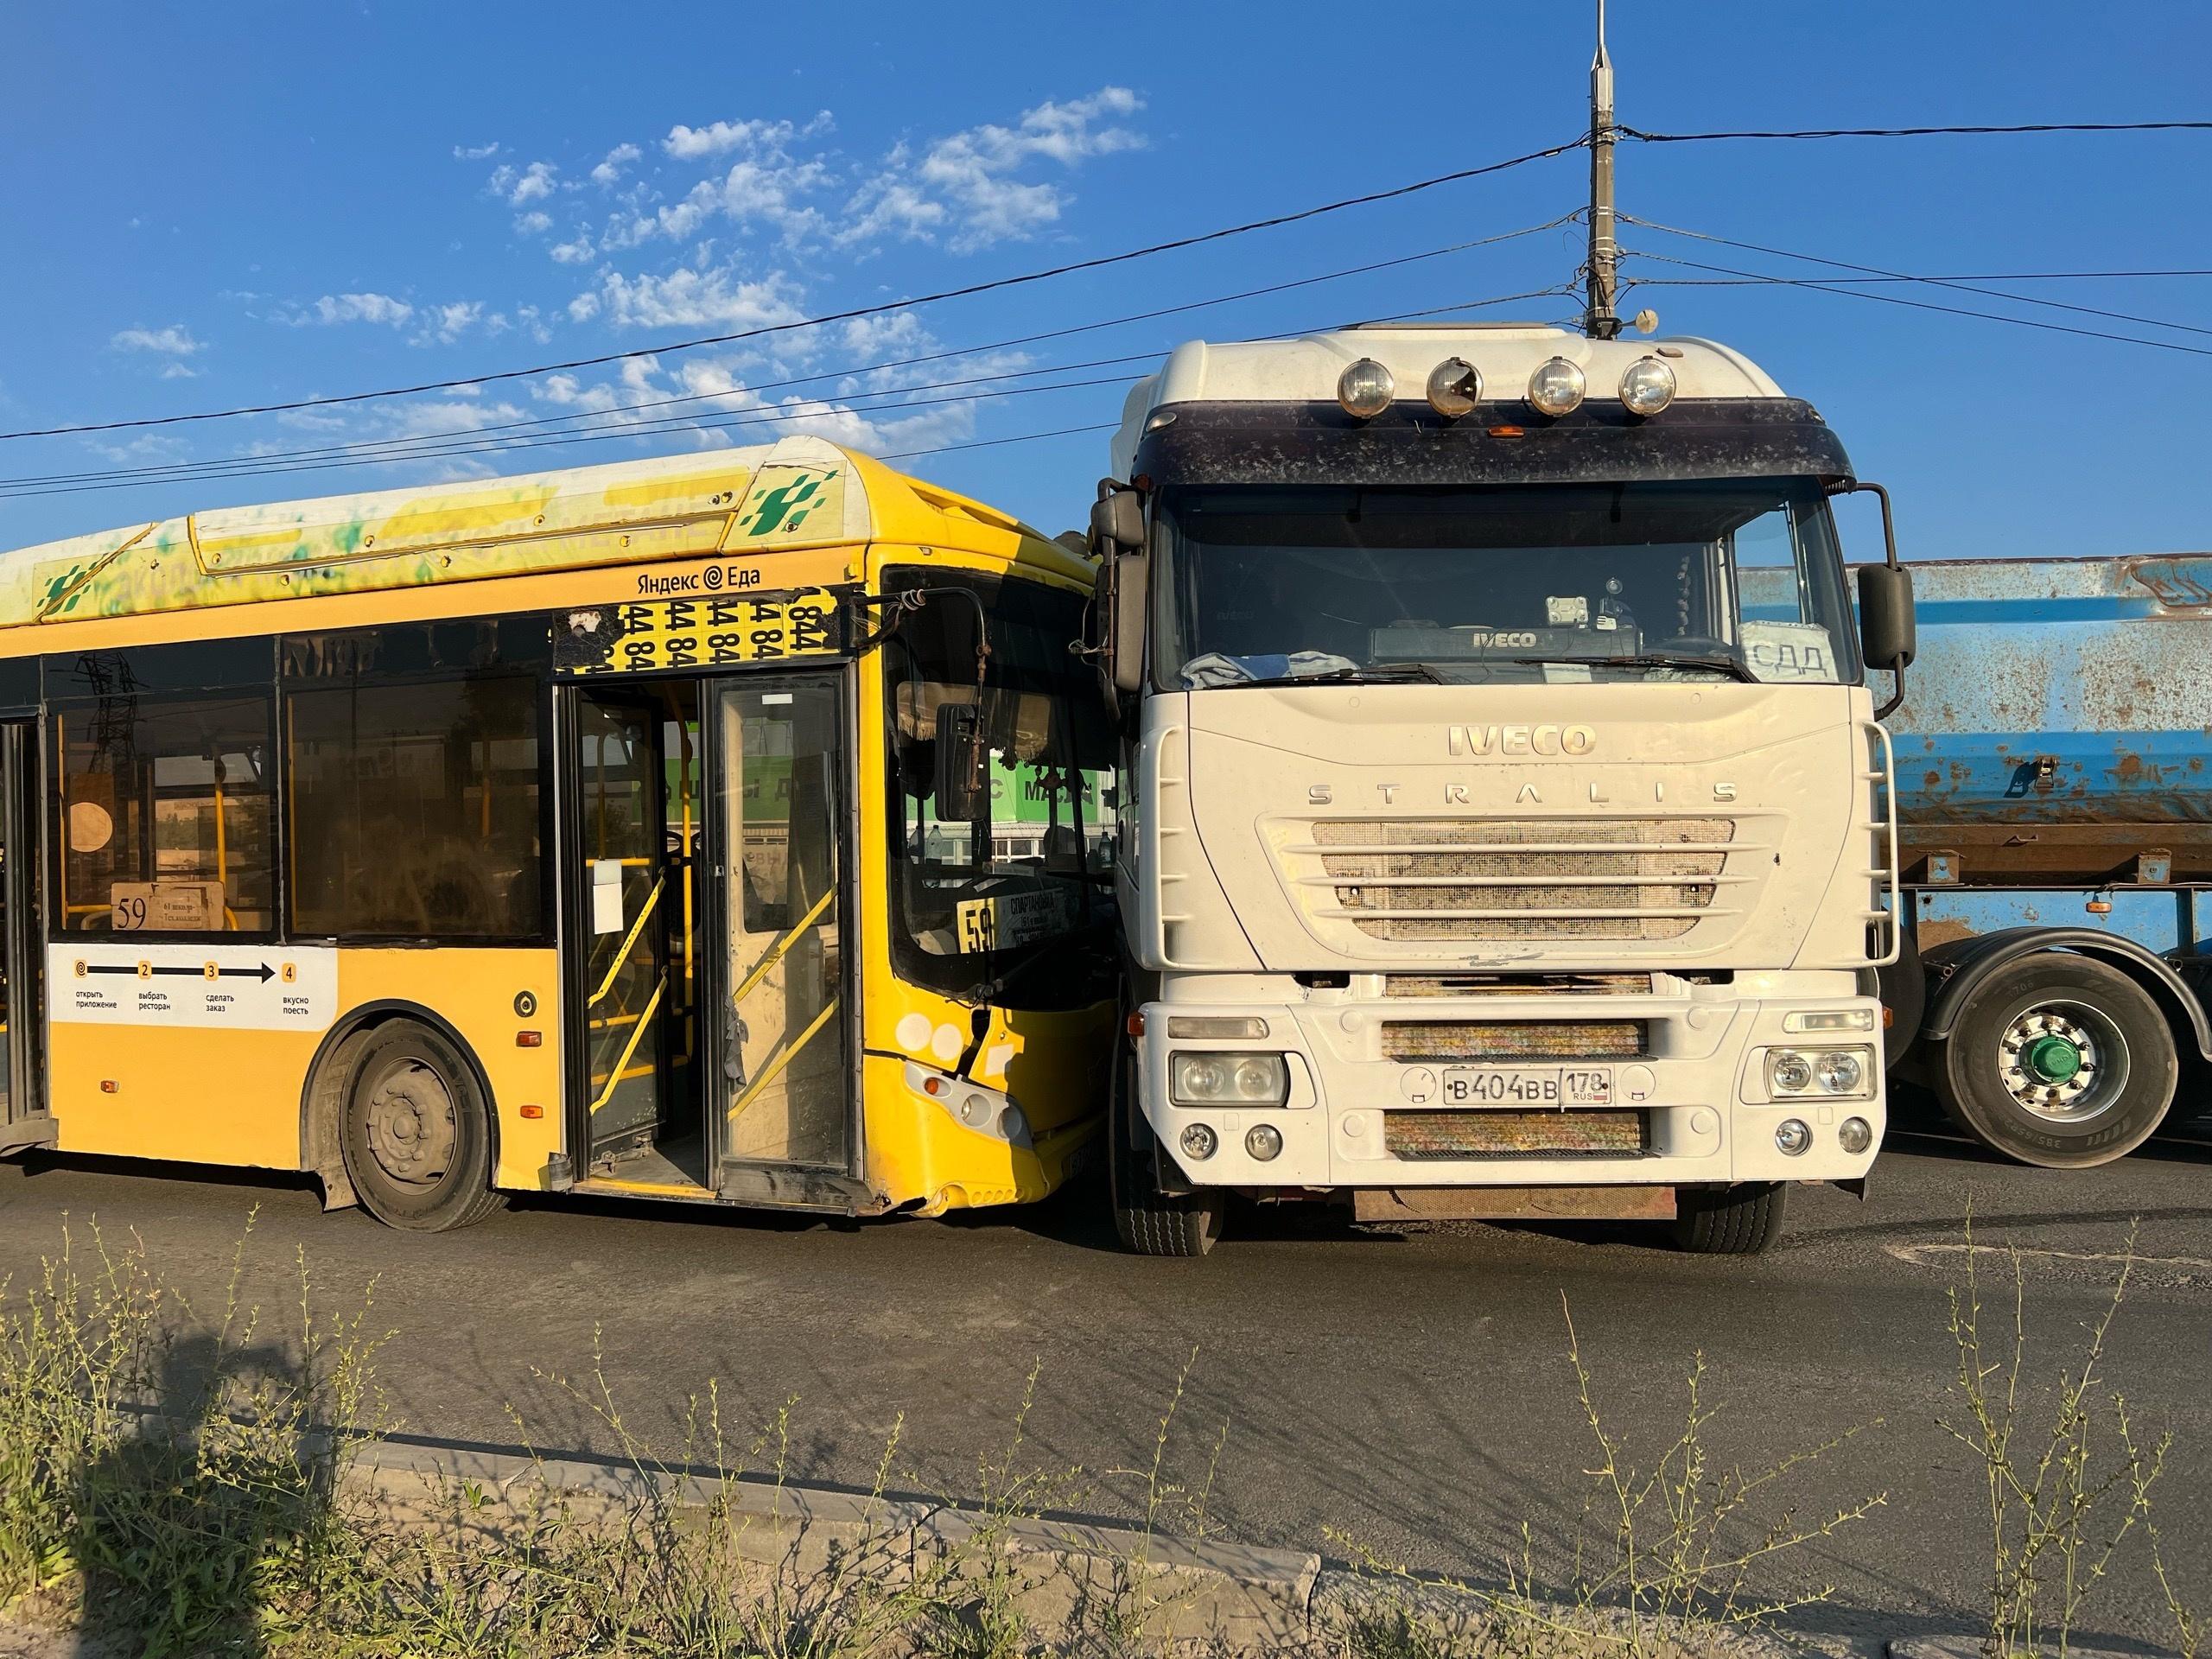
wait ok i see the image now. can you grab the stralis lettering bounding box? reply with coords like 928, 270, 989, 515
1448, 722, 1597, 757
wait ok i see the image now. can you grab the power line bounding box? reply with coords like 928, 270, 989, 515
879, 422, 1119, 464
9, 216, 1579, 491
1623, 249, 2212, 359
0, 140, 1585, 444
0, 373, 1148, 502
0, 354, 1167, 492
3, 285, 1576, 505
1637, 267, 2212, 285
1621, 215, 2212, 339
1625, 119, 2212, 143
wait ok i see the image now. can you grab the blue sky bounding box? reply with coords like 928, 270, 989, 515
3, 1, 2208, 561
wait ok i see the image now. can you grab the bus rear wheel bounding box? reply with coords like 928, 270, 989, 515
1933, 953, 2176, 1168
339, 1020, 502, 1233
1108, 1037, 1224, 1257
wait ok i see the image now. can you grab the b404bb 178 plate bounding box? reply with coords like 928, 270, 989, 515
1440, 1065, 1613, 1107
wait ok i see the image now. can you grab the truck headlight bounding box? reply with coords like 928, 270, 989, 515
1171, 1052, 1290, 1106
1765, 1047, 1875, 1100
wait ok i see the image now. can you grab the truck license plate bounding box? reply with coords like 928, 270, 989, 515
1440, 1066, 1613, 1108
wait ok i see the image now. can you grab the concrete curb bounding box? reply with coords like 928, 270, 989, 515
341, 1435, 1871, 1657
346, 1434, 1325, 1651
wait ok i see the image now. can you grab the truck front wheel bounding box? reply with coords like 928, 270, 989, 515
1673, 1183, 1788, 1255
1933, 953, 2176, 1168
1108, 1036, 1225, 1257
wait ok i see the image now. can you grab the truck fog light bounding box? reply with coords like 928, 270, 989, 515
1527, 356, 1586, 416
1775, 1118, 1812, 1156
1245, 1123, 1284, 1161
1172, 1052, 1289, 1105
1426, 356, 1482, 417
1337, 358, 1395, 418
999, 1104, 1027, 1141
1618, 356, 1676, 416
960, 1094, 990, 1126
1815, 1051, 1865, 1094
1179, 1123, 1217, 1161
1838, 1116, 1873, 1154
1768, 1050, 1814, 1095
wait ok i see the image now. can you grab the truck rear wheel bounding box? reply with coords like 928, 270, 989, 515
1933, 953, 2176, 1168
1108, 1035, 1224, 1257
1672, 1183, 1787, 1255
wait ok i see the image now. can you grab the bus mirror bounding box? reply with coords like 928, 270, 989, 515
1856, 563, 1916, 673
1090, 490, 1144, 551
934, 702, 988, 822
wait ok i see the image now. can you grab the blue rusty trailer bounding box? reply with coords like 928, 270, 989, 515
1863, 553, 2212, 1166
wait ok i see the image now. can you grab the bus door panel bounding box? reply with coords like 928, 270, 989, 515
0, 719, 48, 1150
714, 675, 851, 1177
573, 690, 675, 1169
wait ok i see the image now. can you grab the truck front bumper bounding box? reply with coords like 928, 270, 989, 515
1135, 984, 1885, 1191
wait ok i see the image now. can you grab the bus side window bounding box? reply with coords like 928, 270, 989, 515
286, 675, 542, 941
54, 693, 276, 935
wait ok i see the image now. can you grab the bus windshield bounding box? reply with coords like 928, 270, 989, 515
1154, 480, 1859, 689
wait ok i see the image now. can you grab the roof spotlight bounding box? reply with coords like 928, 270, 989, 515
1527, 356, 1586, 417
1618, 356, 1677, 416
1337, 358, 1395, 419
1425, 357, 1482, 418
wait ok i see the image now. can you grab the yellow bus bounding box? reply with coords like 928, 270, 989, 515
0, 435, 1118, 1230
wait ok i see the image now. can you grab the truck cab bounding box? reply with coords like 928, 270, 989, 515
1089, 321, 1914, 1255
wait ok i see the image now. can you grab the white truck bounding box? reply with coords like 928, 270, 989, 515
1086, 321, 1916, 1255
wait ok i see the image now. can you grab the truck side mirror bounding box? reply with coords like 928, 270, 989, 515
1090, 490, 1144, 551
1089, 484, 1150, 700
1856, 563, 1916, 673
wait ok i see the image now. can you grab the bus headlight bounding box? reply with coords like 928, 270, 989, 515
1245, 1123, 1284, 1161
1171, 1052, 1290, 1106
1775, 1118, 1812, 1156
1527, 356, 1586, 416
1337, 358, 1395, 418
1179, 1123, 1218, 1160
1765, 1047, 1875, 1100
1618, 356, 1676, 416
1838, 1116, 1874, 1154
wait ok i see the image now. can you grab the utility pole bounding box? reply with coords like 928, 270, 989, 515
1585, 0, 1624, 339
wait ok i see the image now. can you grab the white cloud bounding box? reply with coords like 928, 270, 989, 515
588, 265, 806, 330
160, 362, 201, 380
110, 324, 204, 357
568, 289, 601, 323
662, 111, 830, 161
508, 161, 558, 205
590, 142, 642, 186
454, 141, 502, 161
416, 302, 496, 345
287, 292, 415, 327
514, 210, 552, 235
849, 86, 1144, 252
550, 232, 596, 264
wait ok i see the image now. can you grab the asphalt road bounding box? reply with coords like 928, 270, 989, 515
4, 1100, 2209, 1653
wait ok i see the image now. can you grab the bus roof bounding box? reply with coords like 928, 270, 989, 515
0, 435, 1075, 631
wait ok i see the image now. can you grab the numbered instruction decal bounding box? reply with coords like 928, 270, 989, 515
50, 943, 337, 1032
554, 586, 852, 677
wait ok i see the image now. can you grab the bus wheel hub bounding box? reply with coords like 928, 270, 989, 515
365, 1061, 456, 1185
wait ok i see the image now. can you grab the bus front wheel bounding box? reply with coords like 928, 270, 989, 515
1108, 1036, 1224, 1257
339, 1020, 503, 1233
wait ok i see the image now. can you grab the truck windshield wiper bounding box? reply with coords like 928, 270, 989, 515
1239, 663, 1446, 687
1501, 653, 1760, 683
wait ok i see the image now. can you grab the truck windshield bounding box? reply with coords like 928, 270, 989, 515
1154, 480, 1858, 689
